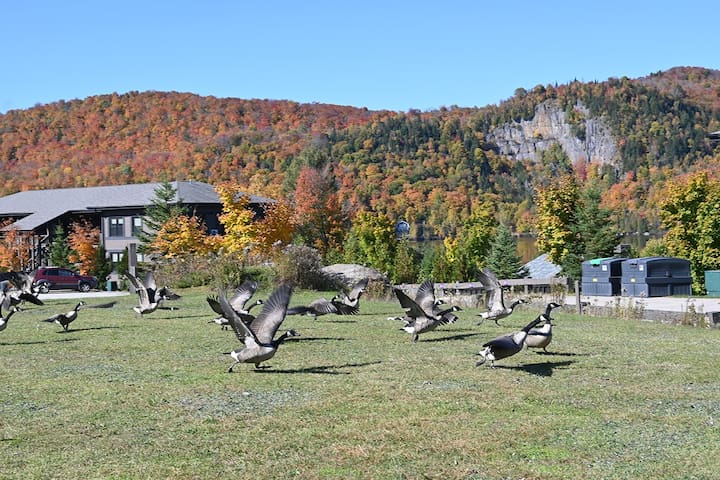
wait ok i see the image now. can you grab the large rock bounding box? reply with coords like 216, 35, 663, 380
321, 263, 389, 288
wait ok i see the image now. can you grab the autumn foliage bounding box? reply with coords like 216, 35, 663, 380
0, 220, 35, 271
67, 220, 101, 275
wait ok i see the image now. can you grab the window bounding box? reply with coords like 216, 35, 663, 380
132, 217, 143, 237
109, 217, 125, 237
110, 252, 123, 264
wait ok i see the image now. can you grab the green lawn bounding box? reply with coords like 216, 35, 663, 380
1, 287, 719, 479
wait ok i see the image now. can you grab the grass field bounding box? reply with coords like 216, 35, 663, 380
1, 286, 719, 479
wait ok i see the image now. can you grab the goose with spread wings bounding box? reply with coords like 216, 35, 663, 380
392, 279, 462, 342
207, 280, 263, 329
219, 283, 299, 372
125, 273, 164, 317
476, 268, 527, 326
332, 277, 369, 315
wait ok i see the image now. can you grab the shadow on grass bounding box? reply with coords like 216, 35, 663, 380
1, 337, 80, 346
291, 336, 350, 342
253, 360, 382, 375
493, 360, 576, 377
529, 350, 588, 357
54, 326, 121, 333
421, 332, 483, 343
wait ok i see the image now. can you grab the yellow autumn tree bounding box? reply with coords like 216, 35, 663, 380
150, 214, 214, 258
216, 182, 257, 254
67, 220, 101, 275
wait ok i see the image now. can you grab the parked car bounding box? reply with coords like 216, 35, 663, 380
32, 267, 98, 293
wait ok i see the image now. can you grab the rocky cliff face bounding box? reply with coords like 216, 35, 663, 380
486, 100, 617, 165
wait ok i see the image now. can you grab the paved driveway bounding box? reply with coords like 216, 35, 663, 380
37, 290, 130, 301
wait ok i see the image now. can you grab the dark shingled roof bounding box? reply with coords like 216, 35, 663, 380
0, 181, 272, 231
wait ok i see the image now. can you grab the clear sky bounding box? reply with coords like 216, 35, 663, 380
2, 1, 719, 114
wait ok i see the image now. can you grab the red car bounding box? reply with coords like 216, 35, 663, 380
32, 267, 98, 293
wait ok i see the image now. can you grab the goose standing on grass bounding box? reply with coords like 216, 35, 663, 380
207, 280, 264, 329
219, 283, 299, 372
525, 302, 562, 352
125, 273, 163, 317
43, 301, 86, 332
392, 280, 462, 342
475, 316, 543, 367
476, 268, 527, 326
0, 306, 19, 333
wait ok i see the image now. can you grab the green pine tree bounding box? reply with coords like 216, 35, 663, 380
48, 224, 72, 268
137, 181, 187, 253
486, 224, 526, 279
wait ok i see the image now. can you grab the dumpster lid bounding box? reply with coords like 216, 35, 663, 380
589, 257, 615, 266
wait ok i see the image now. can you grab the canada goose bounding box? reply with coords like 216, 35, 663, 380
2, 273, 44, 308
207, 280, 263, 329
475, 316, 543, 367
393, 280, 462, 342
125, 273, 163, 317
43, 301, 86, 332
218, 283, 299, 372
286, 297, 341, 318
525, 302, 562, 352
476, 268, 527, 325
333, 278, 369, 314
0, 306, 19, 333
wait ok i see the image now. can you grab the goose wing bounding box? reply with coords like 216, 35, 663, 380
143, 271, 158, 303
309, 298, 339, 315
347, 278, 369, 301
126, 274, 151, 307
206, 295, 225, 316
219, 290, 257, 344
414, 279, 437, 315
478, 269, 504, 312
250, 284, 292, 344
229, 280, 259, 311
394, 288, 427, 319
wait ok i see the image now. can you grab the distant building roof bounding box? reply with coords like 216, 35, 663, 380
0, 181, 273, 231
523, 253, 562, 278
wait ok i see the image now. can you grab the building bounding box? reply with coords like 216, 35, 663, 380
0, 181, 272, 269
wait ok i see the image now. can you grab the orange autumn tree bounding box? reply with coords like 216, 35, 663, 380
67, 220, 101, 275
150, 214, 214, 258
0, 220, 35, 271
293, 166, 345, 252
254, 199, 296, 255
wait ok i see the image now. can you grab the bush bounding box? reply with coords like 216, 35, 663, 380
274, 245, 331, 289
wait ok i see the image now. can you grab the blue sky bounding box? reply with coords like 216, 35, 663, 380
2, 1, 719, 114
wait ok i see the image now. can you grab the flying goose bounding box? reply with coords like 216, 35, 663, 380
125, 273, 164, 317
219, 283, 299, 372
43, 301, 86, 332
393, 280, 462, 342
2, 273, 44, 308
333, 277, 369, 314
207, 280, 263, 329
0, 306, 19, 333
525, 302, 562, 352
286, 297, 345, 318
476, 268, 527, 325
475, 316, 543, 367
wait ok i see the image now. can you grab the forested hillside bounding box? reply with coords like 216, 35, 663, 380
1, 66, 719, 239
